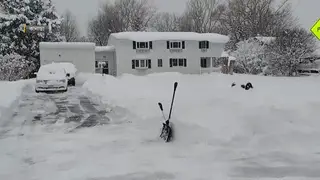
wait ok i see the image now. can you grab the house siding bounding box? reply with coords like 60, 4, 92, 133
40, 45, 95, 73
112, 39, 226, 76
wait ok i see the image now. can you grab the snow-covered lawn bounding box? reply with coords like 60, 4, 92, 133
82, 72, 320, 179
0, 79, 34, 119
1, 73, 320, 180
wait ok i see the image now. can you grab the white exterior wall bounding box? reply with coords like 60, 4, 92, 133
40, 44, 95, 73
113, 39, 226, 76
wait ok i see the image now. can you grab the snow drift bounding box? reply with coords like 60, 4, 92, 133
82, 72, 320, 178
0, 79, 34, 119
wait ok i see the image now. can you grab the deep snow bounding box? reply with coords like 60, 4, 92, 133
1, 72, 320, 180
0, 79, 33, 119
82, 72, 320, 179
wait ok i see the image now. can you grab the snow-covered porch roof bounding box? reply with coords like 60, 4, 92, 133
95, 46, 115, 52
221, 51, 236, 61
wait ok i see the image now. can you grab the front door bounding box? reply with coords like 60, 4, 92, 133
102, 61, 109, 74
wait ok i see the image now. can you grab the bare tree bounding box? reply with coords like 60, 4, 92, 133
180, 0, 225, 33
221, 0, 295, 50
115, 0, 156, 31
88, 2, 122, 46
88, 0, 156, 45
150, 12, 181, 32
60, 10, 80, 42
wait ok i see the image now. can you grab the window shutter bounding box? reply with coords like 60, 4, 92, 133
206, 41, 209, 49
170, 58, 172, 67
133, 41, 136, 49
182, 41, 185, 49
167, 41, 170, 49
199, 41, 201, 49
184, 59, 187, 67
132, 60, 135, 69
149, 41, 152, 49
148, 59, 151, 68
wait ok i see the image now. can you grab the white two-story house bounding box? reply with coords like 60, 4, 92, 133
97, 32, 230, 76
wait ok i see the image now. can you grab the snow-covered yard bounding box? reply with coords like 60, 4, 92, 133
1, 73, 320, 180
81, 72, 320, 179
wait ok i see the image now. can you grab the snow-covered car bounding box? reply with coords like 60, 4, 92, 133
35, 64, 69, 93
54, 62, 77, 86
39, 62, 77, 86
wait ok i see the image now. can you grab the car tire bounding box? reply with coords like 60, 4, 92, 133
71, 78, 75, 86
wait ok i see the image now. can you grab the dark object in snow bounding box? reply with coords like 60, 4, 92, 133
241, 82, 254, 90
158, 82, 178, 143
231, 82, 236, 87
160, 120, 173, 142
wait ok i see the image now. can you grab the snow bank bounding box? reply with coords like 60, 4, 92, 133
83, 72, 320, 145
76, 73, 104, 85
110, 32, 230, 43
0, 79, 34, 119
81, 72, 320, 179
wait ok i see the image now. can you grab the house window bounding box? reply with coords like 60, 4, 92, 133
133, 41, 153, 50
200, 57, 211, 68
141, 59, 145, 67
169, 58, 187, 67
158, 59, 163, 67
167, 41, 185, 49
132, 59, 151, 69
138, 42, 148, 49
199, 41, 209, 49
178, 59, 184, 66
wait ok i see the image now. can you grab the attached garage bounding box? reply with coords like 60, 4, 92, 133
39, 42, 95, 73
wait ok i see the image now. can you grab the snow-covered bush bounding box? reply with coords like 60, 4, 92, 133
231, 39, 268, 75
264, 28, 317, 76
0, 53, 36, 81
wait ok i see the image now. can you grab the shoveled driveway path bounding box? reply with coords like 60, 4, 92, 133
0, 84, 111, 139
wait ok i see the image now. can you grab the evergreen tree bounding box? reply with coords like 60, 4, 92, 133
0, 0, 64, 69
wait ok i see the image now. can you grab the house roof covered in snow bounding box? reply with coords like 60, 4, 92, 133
109, 32, 230, 43
40, 42, 95, 50
95, 46, 115, 52
252, 36, 276, 44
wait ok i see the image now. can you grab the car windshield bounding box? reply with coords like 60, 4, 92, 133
38, 66, 66, 75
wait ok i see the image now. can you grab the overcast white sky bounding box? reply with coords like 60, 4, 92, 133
52, 0, 319, 36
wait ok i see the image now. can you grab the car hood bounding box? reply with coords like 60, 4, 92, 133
37, 73, 67, 80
